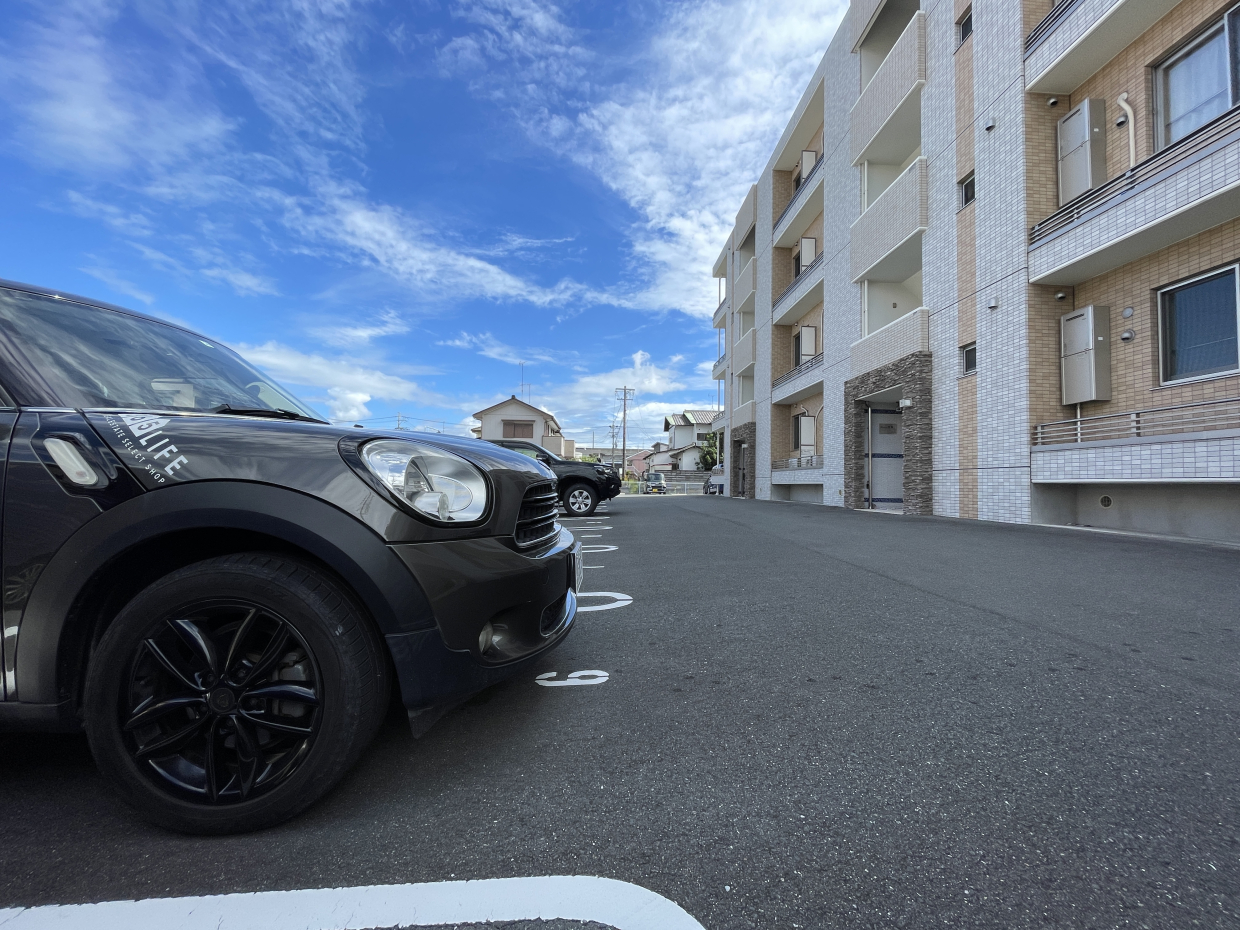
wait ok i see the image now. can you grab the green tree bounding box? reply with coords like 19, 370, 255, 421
698, 431, 718, 470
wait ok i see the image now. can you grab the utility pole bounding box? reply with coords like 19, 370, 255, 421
615, 386, 635, 480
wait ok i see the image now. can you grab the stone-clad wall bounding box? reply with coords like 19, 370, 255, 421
843, 352, 933, 514
729, 422, 757, 499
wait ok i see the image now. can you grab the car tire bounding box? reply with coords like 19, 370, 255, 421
563, 483, 599, 516
84, 552, 389, 835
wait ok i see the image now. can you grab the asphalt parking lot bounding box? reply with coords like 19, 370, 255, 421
1, 494, 1238, 928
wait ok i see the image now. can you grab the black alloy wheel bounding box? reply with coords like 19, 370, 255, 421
85, 552, 388, 834
120, 601, 321, 804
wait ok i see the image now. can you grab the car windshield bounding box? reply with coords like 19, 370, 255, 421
0, 288, 321, 419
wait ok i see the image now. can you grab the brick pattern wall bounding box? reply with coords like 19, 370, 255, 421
851, 11, 926, 163
958, 374, 979, 517
927, 0, 963, 518
771, 247, 793, 305
844, 352, 934, 513
772, 170, 795, 226
850, 307, 930, 377
850, 156, 929, 279
1032, 433, 1240, 481
1030, 217, 1240, 428
1069, 0, 1233, 185
771, 324, 792, 381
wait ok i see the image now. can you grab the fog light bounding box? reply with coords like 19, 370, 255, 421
478, 622, 494, 653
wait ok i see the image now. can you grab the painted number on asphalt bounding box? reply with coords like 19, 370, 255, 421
536, 670, 610, 687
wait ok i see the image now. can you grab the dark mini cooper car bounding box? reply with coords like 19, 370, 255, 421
0, 280, 581, 834
487, 440, 621, 516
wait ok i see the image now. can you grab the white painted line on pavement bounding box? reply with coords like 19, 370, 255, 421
536, 670, 609, 687
584, 565, 604, 569
581, 544, 617, 553
575, 592, 633, 612
579, 534, 602, 538
0, 877, 704, 930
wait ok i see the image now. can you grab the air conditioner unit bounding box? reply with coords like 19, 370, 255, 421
800, 149, 817, 182
1058, 99, 1107, 206
1061, 305, 1111, 404
799, 325, 817, 364
799, 237, 816, 271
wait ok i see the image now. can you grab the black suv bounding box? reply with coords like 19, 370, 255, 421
0, 280, 581, 834
487, 440, 620, 516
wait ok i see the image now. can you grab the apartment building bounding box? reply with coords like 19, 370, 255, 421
710, 0, 1240, 543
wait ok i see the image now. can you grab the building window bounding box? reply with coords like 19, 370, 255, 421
1159, 266, 1240, 383
697, 432, 708, 441
957, 8, 972, 47
502, 420, 534, 438
961, 342, 977, 375
1155, 17, 1238, 148
959, 172, 975, 208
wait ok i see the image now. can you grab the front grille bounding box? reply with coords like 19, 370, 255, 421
515, 482, 559, 548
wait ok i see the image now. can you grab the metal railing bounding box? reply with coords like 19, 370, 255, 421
772, 352, 824, 390
772, 454, 823, 470
1032, 396, 1240, 446
773, 251, 824, 313
774, 154, 825, 232
1030, 106, 1240, 248
1024, 0, 1085, 56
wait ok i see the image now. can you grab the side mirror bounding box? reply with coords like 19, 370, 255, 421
536, 453, 551, 464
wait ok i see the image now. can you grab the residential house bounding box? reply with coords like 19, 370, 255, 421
472, 396, 576, 458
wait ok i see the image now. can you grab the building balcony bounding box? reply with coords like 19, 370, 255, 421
734, 256, 756, 313
851, 157, 927, 282
774, 153, 825, 242
771, 352, 824, 404
1025, 0, 1170, 94
733, 400, 754, 427
773, 251, 825, 323
1029, 107, 1240, 285
851, 11, 924, 166
732, 327, 755, 375
1031, 396, 1240, 483
711, 410, 726, 432
850, 0, 886, 50
713, 295, 729, 329
772, 454, 823, 471
712, 352, 728, 380
849, 306, 928, 378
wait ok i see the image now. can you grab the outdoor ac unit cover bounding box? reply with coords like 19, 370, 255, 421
1058, 99, 1107, 206
1060, 305, 1112, 404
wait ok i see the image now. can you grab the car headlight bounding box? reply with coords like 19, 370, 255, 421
360, 439, 488, 523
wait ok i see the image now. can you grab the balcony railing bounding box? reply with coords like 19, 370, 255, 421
774, 154, 824, 232
851, 11, 925, 166
773, 251, 824, 312
772, 454, 823, 471
711, 411, 726, 430
850, 307, 929, 378
771, 352, 824, 390
1024, 0, 1083, 55
734, 256, 756, 307
1031, 107, 1240, 248
1032, 396, 1240, 446
850, 157, 928, 282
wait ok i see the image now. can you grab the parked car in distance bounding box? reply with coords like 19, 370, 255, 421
645, 472, 667, 494
487, 440, 620, 516
0, 279, 581, 835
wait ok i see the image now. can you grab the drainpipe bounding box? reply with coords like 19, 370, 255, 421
867, 406, 874, 509
1117, 93, 1136, 170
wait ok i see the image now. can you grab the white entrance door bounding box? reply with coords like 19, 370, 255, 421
865, 410, 903, 512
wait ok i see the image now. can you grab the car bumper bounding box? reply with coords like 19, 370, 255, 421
386, 528, 580, 712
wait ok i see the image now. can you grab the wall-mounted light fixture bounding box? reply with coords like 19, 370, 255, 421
1121, 306, 1134, 318
987, 295, 999, 309
898, 398, 913, 409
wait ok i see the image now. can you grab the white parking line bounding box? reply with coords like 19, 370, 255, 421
575, 592, 633, 612
581, 544, 617, 553
536, 670, 609, 687
0, 877, 705, 930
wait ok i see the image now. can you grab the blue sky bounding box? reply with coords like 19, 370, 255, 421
0, 0, 843, 446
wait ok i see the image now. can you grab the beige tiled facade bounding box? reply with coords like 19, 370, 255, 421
709, 0, 1240, 543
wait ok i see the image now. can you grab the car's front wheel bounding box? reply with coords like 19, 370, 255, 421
84, 552, 388, 834
563, 483, 599, 516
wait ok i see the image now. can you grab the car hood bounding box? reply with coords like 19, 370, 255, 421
85, 410, 555, 543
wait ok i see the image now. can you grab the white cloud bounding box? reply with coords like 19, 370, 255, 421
80, 263, 155, 304
311, 310, 410, 347
236, 340, 439, 420
439, 331, 560, 365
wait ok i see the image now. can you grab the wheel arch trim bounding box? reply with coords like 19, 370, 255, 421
13, 481, 435, 705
